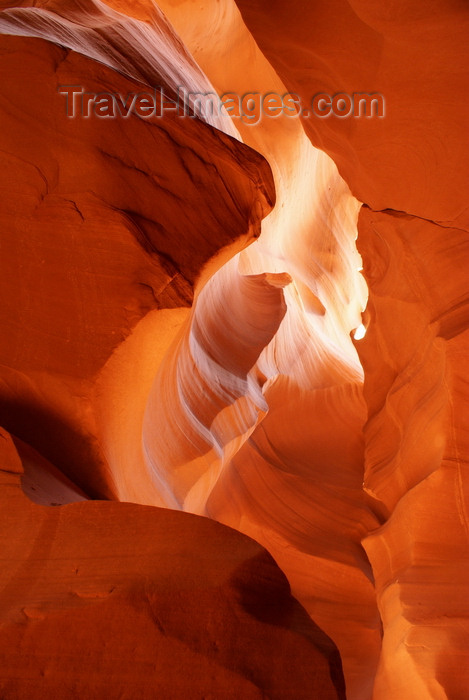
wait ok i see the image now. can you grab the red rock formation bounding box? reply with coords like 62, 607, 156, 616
357, 209, 469, 699
0, 0, 468, 698
230, 1, 469, 697
234, 0, 469, 229
0, 22, 273, 499
145, 3, 380, 696
0, 427, 345, 699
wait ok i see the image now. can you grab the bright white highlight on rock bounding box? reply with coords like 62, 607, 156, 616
353, 323, 367, 340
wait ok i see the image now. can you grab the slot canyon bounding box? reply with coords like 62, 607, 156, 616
0, 0, 468, 698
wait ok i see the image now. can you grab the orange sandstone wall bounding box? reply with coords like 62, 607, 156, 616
232, 1, 469, 697
0, 0, 468, 699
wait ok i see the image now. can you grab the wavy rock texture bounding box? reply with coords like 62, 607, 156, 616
0, 427, 345, 699
235, 0, 469, 229
0, 15, 273, 500
357, 208, 469, 700
0, 0, 468, 699
229, 1, 469, 698
148, 4, 381, 698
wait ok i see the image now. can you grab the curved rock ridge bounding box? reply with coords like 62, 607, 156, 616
142, 266, 290, 507
16, 435, 90, 506
234, 0, 469, 229
0, 23, 273, 500
357, 208, 469, 700
218, 1, 469, 697
143, 3, 378, 697
1, 0, 377, 697
0, 427, 346, 700
0, 0, 239, 136
0, 0, 467, 699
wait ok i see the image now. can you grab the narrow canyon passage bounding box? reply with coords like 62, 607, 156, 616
0, 1, 467, 699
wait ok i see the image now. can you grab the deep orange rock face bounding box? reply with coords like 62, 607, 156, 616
0, 428, 345, 699
235, 0, 469, 228
0, 25, 273, 498
0, 0, 468, 698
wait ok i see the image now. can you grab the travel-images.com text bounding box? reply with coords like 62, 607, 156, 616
58, 86, 385, 123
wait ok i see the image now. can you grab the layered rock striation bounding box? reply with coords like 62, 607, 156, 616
0, 0, 468, 698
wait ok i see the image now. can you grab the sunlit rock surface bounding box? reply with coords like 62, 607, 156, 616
0, 15, 273, 499
357, 208, 469, 700
0, 0, 468, 698
150, 4, 379, 697
227, 1, 469, 697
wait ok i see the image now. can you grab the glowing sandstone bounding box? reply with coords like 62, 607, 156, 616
145, 2, 380, 696
0, 22, 273, 497
232, 1, 469, 697
0, 0, 468, 699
